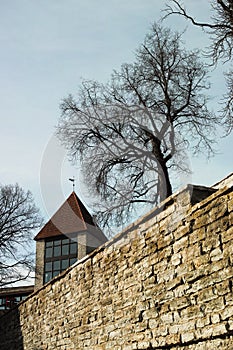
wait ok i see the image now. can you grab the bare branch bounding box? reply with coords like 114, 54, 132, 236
57, 24, 221, 231
0, 184, 43, 286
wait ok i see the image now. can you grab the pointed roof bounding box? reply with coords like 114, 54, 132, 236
34, 192, 107, 243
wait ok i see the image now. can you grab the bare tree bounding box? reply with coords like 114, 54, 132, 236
164, 0, 233, 130
57, 24, 221, 231
0, 184, 43, 286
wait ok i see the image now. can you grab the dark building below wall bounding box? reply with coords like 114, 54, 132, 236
0, 285, 34, 316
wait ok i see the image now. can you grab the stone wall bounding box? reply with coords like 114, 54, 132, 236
1, 184, 233, 349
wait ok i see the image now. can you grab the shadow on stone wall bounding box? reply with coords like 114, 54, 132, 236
0, 307, 23, 350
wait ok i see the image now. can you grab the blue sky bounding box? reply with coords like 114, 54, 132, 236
1, 0, 233, 222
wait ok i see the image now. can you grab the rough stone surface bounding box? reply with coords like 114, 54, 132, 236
1, 184, 233, 349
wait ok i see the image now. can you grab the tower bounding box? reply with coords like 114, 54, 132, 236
34, 192, 107, 289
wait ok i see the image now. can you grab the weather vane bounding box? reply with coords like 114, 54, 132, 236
69, 177, 75, 191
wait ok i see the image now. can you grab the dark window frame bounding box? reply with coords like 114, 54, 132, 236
44, 235, 78, 284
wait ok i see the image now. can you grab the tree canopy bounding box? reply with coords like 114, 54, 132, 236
57, 24, 223, 232
0, 184, 42, 286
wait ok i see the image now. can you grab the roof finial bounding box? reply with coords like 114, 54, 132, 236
69, 177, 75, 191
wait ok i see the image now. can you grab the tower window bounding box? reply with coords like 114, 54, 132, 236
44, 236, 77, 283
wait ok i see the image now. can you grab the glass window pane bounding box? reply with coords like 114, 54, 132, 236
62, 245, 69, 256
61, 259, 69, 270
45, 247, 52, 258
53, 270, 60, 278
53, 260, 61, 271
70, 243, 77, 255
54, 246, 61, 257
54, 239, 61, 246
44, 272, 52, 283
0, 298, 5, 309
70, 258, 77, 266
45, 241, 52, 248
62, 238, 69, 245
45, 262, 52, 271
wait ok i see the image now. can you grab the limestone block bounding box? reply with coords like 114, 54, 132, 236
228, 196, 233, 212
181, 332, 195, 343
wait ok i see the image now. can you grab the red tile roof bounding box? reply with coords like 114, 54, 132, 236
34, 192, 107, 243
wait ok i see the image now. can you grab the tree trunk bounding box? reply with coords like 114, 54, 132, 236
150, 134, 173, 202
157, 160, 173, 202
